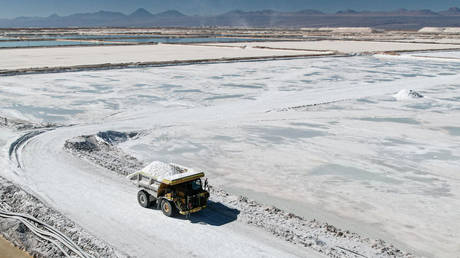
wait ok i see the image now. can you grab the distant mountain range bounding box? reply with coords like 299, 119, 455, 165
1, 7, 460, 29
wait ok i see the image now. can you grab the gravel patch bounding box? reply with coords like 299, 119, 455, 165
64, 131, 142, 176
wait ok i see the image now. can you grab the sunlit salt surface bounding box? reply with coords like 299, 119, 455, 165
0, 53, 459, 257
0, 37, 264, 48
102, 37, 265, 43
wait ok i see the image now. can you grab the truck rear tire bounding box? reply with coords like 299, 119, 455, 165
137, 190, 150, 208
161, 199, 176, 217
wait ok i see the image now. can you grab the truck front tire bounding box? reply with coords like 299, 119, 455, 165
137, 190, 150, 208
161, 199, 176, 217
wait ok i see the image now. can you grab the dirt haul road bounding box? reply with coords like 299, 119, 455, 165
11, 125, 318, 258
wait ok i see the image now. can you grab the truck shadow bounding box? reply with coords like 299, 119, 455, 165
178, 201, 240, 226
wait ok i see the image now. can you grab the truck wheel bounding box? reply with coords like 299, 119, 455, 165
137, 190, 150, 208
161, 199, 176, 217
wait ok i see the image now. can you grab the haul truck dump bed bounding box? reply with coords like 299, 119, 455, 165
127, 161, 209, 217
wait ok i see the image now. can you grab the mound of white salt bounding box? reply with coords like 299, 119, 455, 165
393, 89, 424, 101
128, 161, 193, 181
141, 161, 180, 179
418, 27, 444, 33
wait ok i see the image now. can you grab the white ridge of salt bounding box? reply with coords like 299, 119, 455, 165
393, 89, 423, 101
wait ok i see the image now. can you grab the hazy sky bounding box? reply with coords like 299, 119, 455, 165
1, 0, 460, 18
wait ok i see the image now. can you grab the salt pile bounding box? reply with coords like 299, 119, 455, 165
418, 27, 444, 33
418, 27, 460, 34
132, 161, 191, 181
140, 161, 178, 179
393, 89, 424, 100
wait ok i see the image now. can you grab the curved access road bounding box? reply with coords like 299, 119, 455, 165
13, 124, 318, 258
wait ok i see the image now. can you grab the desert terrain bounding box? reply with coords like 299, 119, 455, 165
1, 27, 459, 257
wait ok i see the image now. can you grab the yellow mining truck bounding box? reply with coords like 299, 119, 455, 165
127, 161, 209, 217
